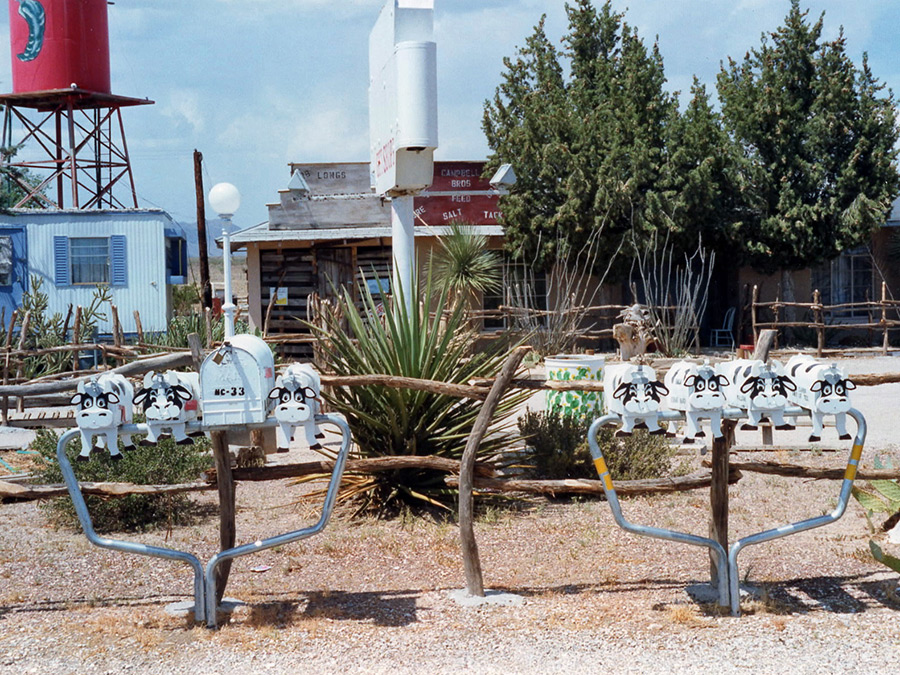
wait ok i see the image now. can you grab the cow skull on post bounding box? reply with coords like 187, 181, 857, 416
133, 370, 202, 445
603, 363, 669, 436
70, 374, 135, 461
664, 360, 729, 441
268, 363, 324, 452
786, 354, 855, 442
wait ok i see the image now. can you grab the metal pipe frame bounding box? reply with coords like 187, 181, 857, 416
589, 406, 867, 616
56, 413, 352, 627
726, 408, 867, 615
203, 413, 351, 628
56, 426, 207, 622
588, 414, 731, 608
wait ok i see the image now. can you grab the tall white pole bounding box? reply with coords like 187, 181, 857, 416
222, 226, 235, 338
391, 194, 415, 314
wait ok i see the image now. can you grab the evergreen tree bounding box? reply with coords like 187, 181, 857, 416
482, 0, 677, 277
716, 1, 900, 276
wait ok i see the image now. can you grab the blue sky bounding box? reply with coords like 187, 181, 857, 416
1, 0, 898, 235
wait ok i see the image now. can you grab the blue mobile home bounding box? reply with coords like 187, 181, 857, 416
0, 209, 187, 335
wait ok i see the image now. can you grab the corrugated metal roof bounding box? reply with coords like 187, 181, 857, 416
223, 222, 504, 248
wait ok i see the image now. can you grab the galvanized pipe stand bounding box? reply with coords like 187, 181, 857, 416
588, 406, 867, 615
56, 413, 352, 628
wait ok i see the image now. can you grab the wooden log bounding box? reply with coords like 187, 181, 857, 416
459, 345, 530, 597
320, 374, 489, 400
0, 479, 213, 500
445, 468, 742, 497
0, 351, 194, 398
210, 430, 235, 605
849, 372, 900, 386
204, 455, 497, 483
705, 459, 900, 481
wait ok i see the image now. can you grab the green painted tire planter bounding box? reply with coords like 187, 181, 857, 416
545, 354, 605, 420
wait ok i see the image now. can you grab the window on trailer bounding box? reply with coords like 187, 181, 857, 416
70, 237, 110, 284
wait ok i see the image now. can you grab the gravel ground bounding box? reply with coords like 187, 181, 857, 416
1, 352, 900, 673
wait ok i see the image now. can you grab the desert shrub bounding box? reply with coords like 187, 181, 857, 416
144, 312, 252, 349
31, 428, 212, 533
518, 409, 675, 481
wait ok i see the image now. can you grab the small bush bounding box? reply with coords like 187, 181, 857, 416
31, 428, 212, 533
518, 409, 675, 481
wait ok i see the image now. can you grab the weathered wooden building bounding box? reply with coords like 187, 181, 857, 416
229, 161, 504, 355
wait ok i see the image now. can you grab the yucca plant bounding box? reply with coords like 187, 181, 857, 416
429, 221, 502, 307
309, 272, 528, 516
852, 457, 900, 574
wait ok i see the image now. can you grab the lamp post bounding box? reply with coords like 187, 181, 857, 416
208, 182, 241, 339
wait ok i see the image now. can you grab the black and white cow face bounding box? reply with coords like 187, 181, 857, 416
71, 383, 120, 430
269, 380, 317, 425
809, 371, 855, 414
612, 378, 668, 414
683, 366, 728, 411
739, 369, 795, 409
134, 372, 195, 422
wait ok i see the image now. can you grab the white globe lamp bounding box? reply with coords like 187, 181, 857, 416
209, 182, 241, 218
208, 182, 241, 338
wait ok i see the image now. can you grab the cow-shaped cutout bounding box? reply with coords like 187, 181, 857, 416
603, 363, 669, 436
133, 370, 202, 446
664, 360, 729, 441
70, 374, 135, 461
786, 354, 855, 442
718, 359, 796, 431
268, 363, 324, 452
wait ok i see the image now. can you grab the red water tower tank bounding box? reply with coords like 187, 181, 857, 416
8, 0, 111, 94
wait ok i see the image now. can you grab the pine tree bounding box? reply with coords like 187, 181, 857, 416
482, 0, 677, 277
716, 1, 900, 276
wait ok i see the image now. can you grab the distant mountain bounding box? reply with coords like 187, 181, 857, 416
173, 218, 248, 258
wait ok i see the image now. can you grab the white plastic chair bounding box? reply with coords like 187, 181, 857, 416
710, 307, 736, 348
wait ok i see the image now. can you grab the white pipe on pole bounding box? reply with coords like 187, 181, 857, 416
222, 227, 235, 339
391, 194, 415, 315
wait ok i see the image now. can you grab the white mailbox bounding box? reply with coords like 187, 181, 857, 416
200, 334, 275, 426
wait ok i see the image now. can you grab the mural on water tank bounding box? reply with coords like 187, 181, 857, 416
14, 0, 45, 62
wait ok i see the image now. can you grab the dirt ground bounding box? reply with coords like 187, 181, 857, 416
1, 353, 900, 673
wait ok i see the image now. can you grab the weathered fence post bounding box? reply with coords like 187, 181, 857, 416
709, 419, 735, 583
1, 309, 18, 424
882, 282, 889, 356
72, 306, 82, 373
458, 346, 529, 597
14, 311, 30, 413
210, 430, 236, 604
751, 285, 759, 346
133, 310, 144, 344
813, 289, 824, 358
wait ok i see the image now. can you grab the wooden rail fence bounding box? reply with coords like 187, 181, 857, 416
751, 281, 900, 356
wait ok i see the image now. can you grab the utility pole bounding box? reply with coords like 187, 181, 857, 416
194, 149, 212, 310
